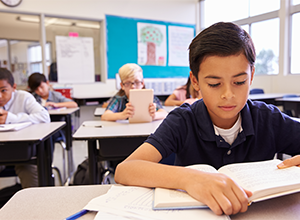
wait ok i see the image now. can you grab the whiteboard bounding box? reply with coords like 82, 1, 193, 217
55, 36, 95, 83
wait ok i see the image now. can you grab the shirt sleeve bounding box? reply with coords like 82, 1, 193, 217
6, 94, 50, 124
153, 96, 163, 111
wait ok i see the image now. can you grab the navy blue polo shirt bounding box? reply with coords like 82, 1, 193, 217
145, 99, 300, 169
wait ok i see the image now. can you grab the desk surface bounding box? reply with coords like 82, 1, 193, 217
48, 107, 79, 115
276, 97, 300, 102
1, 184, 300, 220
0, 121, 66, 142
73, 120, 163, 139
94, 107, 105, 116
248, 93, 290, 100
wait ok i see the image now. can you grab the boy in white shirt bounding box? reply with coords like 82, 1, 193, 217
0, 68, 50, 188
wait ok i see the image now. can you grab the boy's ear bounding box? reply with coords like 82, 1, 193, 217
250, 66, 255, 85
12, 83, 17, 91
189, 71, 200, 91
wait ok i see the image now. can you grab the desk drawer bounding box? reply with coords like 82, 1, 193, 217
98, 137, 147, 157
0, 143, 36, 162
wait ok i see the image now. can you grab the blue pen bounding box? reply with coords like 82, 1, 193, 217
65, 209, 89, 220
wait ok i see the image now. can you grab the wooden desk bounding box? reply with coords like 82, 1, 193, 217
73, 120, 163, 184
1, 184, 300, 220
48, 107, 80, 180
94, 107, 105, 117
275, 97, 300, 117
0, 122, 66, 186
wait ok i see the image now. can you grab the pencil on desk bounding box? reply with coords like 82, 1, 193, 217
65, 209, 89, 220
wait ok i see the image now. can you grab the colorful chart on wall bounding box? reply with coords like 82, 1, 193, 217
106, 15, 195, 79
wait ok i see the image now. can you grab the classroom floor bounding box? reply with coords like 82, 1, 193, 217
0, 105, 116, 190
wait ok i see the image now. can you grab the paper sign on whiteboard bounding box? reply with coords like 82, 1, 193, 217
55, 36, 95, 83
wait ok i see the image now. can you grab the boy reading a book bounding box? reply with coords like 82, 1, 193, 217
101, 63, 167, 121
114, 22, 300, 216
0, 68, 50, 188
28, 72, 78, 109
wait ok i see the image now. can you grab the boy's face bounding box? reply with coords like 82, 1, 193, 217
190, 53, 254, 129
35, 81, 50, 99
120, 75, 144, 98
0, 80, 16, 107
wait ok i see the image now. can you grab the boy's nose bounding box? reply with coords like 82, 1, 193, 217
221, 86, 234, 99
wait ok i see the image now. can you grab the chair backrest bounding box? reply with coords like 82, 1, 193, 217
250, 88, 264, 94
283, 94, 298, 98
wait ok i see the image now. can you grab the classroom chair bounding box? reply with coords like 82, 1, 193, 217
282, 94, 299, 117
249, 88, 264, 94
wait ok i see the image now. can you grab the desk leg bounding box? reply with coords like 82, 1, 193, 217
88, 140, 98, 184
65, 115, 74, 178
45, 138, 54, 186
37, 141, 46, 186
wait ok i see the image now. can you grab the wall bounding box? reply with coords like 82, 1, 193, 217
0, 0, 197, 97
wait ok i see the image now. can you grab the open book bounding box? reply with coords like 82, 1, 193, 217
0, 122, 32, 132
153, 159, 300, 210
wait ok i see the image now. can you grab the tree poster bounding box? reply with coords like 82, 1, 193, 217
137, 22, 166, 66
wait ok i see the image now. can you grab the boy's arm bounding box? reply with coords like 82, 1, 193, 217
115, 142, 252, 216
101, 103, 134, 121
6, 95, 50, 124
45, 101, 78, 108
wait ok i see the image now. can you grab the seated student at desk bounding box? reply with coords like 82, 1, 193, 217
164, 77, 202, 106
0, 68, 50, 188
101, 63, 167, 121
28, 72, 78, 109
115, 22, 300, 216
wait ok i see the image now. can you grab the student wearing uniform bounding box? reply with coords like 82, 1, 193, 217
164, 77, 202, 106
114, 22, 300, 215
28, 72, 78, 109
101, 63, 167, 121
0, 68, 50, 188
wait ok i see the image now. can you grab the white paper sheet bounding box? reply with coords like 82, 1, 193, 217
84, 185, 229, 220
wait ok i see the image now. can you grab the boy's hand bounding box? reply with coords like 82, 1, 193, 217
0, 109, 8, 124
149, 103, 156, 120
277, 155, 300, 169
121, 103, 134, 120
184, 171, 252, 215
45, 102, 58, 108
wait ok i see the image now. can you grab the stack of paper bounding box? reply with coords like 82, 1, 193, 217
84, 185, 229, 220
0, 122, 32, 132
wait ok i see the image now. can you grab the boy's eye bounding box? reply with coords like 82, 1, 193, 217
208, 83, 220, 88
1, 89, 7, 93
235, 80, 246, 86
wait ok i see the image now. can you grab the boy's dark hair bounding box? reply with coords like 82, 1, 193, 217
0, 68, 14, 87
28, 72, 47, 92
189, 22, 256, 79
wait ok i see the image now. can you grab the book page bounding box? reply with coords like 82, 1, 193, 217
218, 159, 300, 201
85, 185, 229, 220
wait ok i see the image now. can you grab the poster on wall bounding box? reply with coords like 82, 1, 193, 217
55, 36, 95, 84
137, 22, 166, 66
168, 26, 194, 67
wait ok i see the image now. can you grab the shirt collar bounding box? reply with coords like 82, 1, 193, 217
4, 91, 15, 111
192, 99, 255, 141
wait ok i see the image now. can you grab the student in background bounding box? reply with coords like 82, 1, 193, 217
114, 22, 300, 216
101, 63, 167, 121
0, 68, 50, 188
28, 72, 78, 109
164, 77, 201, 106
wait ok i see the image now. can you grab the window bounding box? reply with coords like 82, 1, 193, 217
291, 12, 300, 74
28, 43, 51, 74
203, 0, 280, 75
